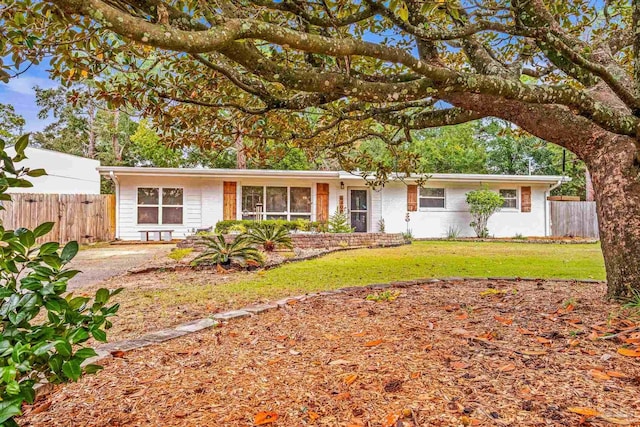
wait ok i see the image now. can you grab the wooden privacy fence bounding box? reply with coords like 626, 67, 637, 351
550, 201, 600, 239
0, 193, 116, 244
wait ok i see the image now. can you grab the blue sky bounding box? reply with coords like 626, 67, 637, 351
0, 62, 58, 132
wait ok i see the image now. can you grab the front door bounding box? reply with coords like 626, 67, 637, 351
349, 189, 368, 232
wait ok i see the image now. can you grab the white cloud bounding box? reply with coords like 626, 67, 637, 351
3, 76, 58, 95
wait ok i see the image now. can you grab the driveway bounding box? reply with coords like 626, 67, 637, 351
67, 244, 174, 290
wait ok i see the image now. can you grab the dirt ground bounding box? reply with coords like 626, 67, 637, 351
21, 279, 640, 427
67, 244, 174, 290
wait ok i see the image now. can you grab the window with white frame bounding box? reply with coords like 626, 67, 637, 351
419, 187, 446, 209
499, 189, 518, 209
241, 186, 311, 220
137, 187, 184, 225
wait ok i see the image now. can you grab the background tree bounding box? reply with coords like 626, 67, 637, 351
2, 0, 639, 297
0, 104, 25, 142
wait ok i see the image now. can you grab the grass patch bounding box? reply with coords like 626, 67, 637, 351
103, 241, 606, 340
167, 248, 192, 261
201, 241, 605, 304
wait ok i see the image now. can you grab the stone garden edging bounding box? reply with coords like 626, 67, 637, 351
35, 275, 605, 397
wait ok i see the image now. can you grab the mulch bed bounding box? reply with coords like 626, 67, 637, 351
21, 279, 640, 426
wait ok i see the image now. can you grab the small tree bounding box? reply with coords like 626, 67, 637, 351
466, 188, 504, 238
327, 209, 354, 233
0, 135, 121, 425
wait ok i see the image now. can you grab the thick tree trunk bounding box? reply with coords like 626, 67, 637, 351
445, 93, 640, 300
588, 138, 640, 300
235, 130, 246, 169
87, 103, 96, 159
112, 110, 121, 162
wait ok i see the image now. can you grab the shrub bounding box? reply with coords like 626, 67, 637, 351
377, 219, 386, 233
245, 223, 293, 252
327, 209, 354, 233
466, 188, 504, 238
293, 218, 312, 232
227, 223, 247, 234
214, 219, 326, 234
366, 290, 400, 302
0, 135, 121, 425
446, 225, 461, 239
192, 234, 264, 267
402, 230, 413, 242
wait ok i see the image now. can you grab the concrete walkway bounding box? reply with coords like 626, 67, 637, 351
67, 244, 174, 290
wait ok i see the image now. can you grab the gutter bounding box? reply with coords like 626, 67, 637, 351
110, 171, 120, 240
544, 178, 565, 237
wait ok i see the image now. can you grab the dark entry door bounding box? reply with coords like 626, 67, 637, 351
349, 189, 368, 232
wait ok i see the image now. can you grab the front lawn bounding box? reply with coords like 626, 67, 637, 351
92, 241, 606, 340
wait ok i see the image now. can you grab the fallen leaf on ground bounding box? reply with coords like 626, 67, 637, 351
518, 327, 536, 335
536, 337, 552, 344
382, 411, 401, 427
364, 339, 383, 347
494, 316, 513, 325
110, 350, 126, 358
617, 347, 640, 357
450, 361, 469, 370
328, 359, 353, 366
480, 289, 506, 297
497, 363, 516, 372
456, 312, 469, 320
606, 371, 627, 378
254, 411, 278, 425
518, 350, 547, 356
589, 369, 611, 381
344, 373, 358, 385
334, 392, 351, 400
567, 407, 601, 417
451, 328, 472, 337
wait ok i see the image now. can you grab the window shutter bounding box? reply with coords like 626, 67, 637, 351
407, 185, 418, 211
521, 186, 531, 213
316, 183, 329, 222
223, 182, 237, 220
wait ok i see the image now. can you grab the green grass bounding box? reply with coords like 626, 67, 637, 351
196, 241, 606, 304
167, 248, 193, 261
110, 241, 607, 340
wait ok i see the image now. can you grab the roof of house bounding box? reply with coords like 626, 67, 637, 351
8, 145, 100, 163
97, 166, 568, 184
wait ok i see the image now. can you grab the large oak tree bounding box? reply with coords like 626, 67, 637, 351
1, 0, 638, 298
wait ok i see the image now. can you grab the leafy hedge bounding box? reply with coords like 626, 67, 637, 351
214, 219, 327, 234
0, 135, 121, 425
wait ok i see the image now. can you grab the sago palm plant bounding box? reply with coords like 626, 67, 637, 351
245, 223, 293, 252
192, 234, 264, 267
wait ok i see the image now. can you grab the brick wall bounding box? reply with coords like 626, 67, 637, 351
178, 233, 407, 250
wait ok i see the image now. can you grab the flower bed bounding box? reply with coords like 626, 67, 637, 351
178, 232, 407, 251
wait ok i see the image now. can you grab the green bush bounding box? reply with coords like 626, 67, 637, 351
466, 187, 504, 238
214, 219, 326, 234
0, 135, 121, 425
245, 223, 293, 252
327, 209, 354, 233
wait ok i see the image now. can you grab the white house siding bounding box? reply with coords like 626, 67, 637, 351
116, 175, 205, 240
108, 168, 559, 240
379, 181, 549, 238
6, 147, 100, 194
